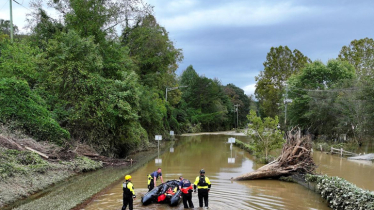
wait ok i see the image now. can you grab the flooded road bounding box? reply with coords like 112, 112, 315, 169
82, 135, 330, 210
313, 150, 374, 191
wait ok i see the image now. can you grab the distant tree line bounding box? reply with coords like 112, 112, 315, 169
0, 0, 252, 157
255, 38, 374, 144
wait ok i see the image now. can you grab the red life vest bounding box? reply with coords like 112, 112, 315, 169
181, 185, 193, 194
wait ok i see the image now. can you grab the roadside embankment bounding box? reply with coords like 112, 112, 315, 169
0, 135, 103, 208
2, 135, 174, 210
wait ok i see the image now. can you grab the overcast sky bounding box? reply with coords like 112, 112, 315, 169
2, 0, 374, 95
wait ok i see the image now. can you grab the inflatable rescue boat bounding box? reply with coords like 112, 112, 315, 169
141, 180, 182, 206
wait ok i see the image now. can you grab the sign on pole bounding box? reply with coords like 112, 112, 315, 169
155, 158, 162, 164
228, 137, 236, 143
170, 131, 174, 136
228, 158, 235, 163
155, 135, 162, 140
170, 147, 174, 153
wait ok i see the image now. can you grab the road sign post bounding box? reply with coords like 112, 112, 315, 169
155, 135, 162, 164
228, 137, 236, 163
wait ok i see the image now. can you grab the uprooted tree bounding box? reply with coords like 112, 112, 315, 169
234, 129, 316, 180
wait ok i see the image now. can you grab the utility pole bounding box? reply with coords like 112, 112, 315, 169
285, 85, 288, 125
234, 104, 240, 129
284, 85, 293, 126
165, 86, 187, 101
10, 0, 14, 42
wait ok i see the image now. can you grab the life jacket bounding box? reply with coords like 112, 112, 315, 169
123, 181, 135, 197
198, 176, 208, 187
181, 179, 193, 194
147, 174, 152, 185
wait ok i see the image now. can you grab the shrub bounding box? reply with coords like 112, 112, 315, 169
306, 174, 374, 209
234, 139, 255, 154
0, 78, 70, 144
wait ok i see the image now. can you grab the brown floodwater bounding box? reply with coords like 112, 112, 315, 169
313, 150, 374, 191
82, 135, 337, 210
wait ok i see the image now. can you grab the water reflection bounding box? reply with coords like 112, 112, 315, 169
82, 135, 330, 210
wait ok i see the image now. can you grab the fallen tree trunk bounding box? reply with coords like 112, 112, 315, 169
25, 146, 49, 159
234, 129, 316, 181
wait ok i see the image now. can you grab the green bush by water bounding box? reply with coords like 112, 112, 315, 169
306, 174, 374, 210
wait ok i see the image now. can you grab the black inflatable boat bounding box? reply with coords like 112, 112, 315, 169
141, 180, 182, 206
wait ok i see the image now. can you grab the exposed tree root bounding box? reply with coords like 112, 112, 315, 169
234, 129, 316, 180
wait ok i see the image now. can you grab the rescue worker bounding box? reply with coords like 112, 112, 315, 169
179, 176, 194, 209
147, 168, 164, 191
194, 169, 211, 209
122, 175, 136, 210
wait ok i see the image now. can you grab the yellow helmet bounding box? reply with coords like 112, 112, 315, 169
125, 175, 132, 180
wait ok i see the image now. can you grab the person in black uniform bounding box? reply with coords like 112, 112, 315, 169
194, 169, 211, 209
179, 176, 194, 209
122, 175, 136, 210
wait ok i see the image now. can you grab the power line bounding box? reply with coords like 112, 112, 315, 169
12, 0, 31, 11
290, 86, 358, 92
0, 0, 8, 11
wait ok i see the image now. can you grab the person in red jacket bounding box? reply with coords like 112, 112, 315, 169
179, 176, 194, 209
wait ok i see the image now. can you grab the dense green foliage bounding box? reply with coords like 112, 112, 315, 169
0, 78, 69, 144
0, 0, 251, 156
224, 83, 252, 128
255, 46, 310, 118
338, 37, 374, 80
178, 65, 249, 131
246, 110, 284, 161
253, 37, 374, 144
286, 60, 356, 136
306, 174, 374, 210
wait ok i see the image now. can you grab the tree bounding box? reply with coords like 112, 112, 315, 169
0, 78, 69, 144
0, 19, 19, 35
246, 110, 284, 162
255, 46, 310, 118
39, 30, 103, 103
179, 65, 231, 131
332, 80, 366, 144
0, 39, 41, 87
338, 38, 374, 80
27, 7, 65, 50
223, 83, 251, 128
287, 59, 356, 136
38, 30, 145, 156
34, 0, 152, 43
356, 78, 374, 139
122, 15, 183, 89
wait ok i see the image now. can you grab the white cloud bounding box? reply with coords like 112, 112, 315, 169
156, 1, 312, 31
242, 83, 256, 96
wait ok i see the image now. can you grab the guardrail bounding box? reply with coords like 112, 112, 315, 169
330, 147, 358, 157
